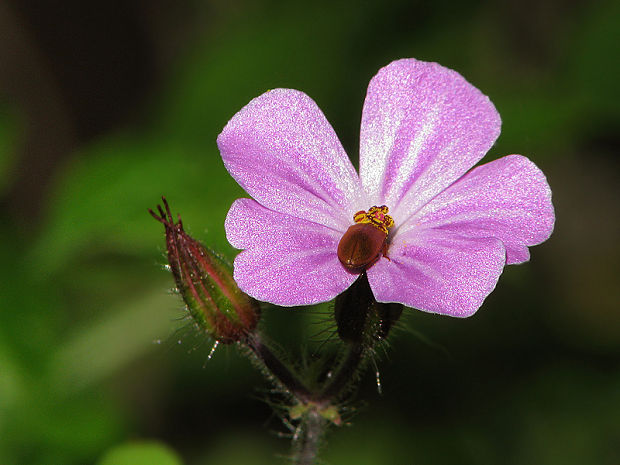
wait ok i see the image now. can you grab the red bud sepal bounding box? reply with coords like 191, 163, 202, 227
150, 197, 260, 344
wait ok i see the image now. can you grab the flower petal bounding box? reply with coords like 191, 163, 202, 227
225, 198, 357, 306
407, 155, 555, 264
367, 229, 506, 317
359, 59, 501, 225
218, 89, 365, 231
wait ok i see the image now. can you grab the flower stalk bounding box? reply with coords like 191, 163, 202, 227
244, 332, 312, 402
293, 409, 327, 465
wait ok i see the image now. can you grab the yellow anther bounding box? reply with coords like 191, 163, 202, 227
353, 205, 394, 235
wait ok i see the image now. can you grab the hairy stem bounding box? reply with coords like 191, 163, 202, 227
294, 410, 326, 465
245, 332, 312, 402
315, 342, 365, 403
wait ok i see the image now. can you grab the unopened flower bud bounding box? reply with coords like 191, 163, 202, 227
150, 197, 260, 343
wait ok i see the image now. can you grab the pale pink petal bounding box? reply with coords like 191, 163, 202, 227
359, 59, 501, 226
218, 89, 365, 232
225, 198, 357, 306
406, 155, 554, 264
367, 229, 506, 317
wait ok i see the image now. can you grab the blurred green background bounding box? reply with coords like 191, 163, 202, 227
1, 0, 618, 464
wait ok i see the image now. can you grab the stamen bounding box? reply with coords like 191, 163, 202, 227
352, 205, 394, 234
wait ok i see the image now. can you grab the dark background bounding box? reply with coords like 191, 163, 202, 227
0, 1, 618, 464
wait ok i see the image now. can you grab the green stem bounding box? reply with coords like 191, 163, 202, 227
315, 342, 365, 403
245, 332, 312, 402
294, 410, 326, 465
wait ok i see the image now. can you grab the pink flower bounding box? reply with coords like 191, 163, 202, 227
217, 58, 554, 317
